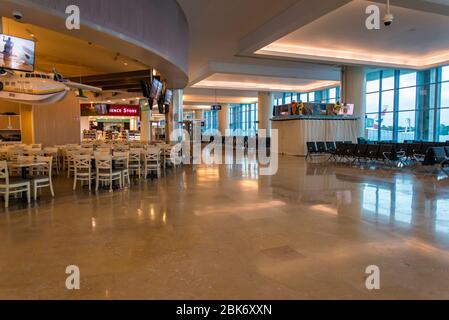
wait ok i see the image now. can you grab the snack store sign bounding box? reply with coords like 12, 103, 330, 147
108, 105, 140, 116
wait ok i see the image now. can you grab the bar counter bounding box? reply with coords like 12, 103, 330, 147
271, 115, 358, 156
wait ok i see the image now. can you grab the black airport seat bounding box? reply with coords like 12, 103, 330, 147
306, 142, 320, 159
355, 144, 369, 160
344, 143, 358, 159
326, 141, 336, 152
445, 146, 449, 158
366, 144, 380, 160
316, 142, 327, 154
378, 144, 393, 161
422, 147, 447, 166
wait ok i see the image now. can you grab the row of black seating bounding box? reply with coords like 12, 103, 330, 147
328, 142, 449, 167
306, 141, 352, 159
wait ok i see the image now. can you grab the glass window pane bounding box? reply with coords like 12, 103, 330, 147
382, 70, 395, 91
439, 108, 449, 142
380, 112, 394, 141
398, 87, 416, 111
442, 66, 449, 82
399, 71, 417, 88
309, 92, 315, 102
367, 75, 380, 93
381, 90, 394, 113
285, 94, 292, 104
366, 92, 379, 114
365, 113, 379, 141
397, 111, 416, 142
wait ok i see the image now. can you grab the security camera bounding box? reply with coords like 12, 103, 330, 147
383, 0, 393, 26
12, 11, 23, 21
383, 13, 394, 26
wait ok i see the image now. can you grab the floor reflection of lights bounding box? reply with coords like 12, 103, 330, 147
194, 200, 286, 219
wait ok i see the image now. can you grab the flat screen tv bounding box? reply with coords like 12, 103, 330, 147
150, 78, 163, 101
0, 34, 35, 72
140, 80, 151, 99
164, 89, 173, 105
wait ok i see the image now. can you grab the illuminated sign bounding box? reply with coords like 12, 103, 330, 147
108, 105, 140, 116
80, 104, 140, 117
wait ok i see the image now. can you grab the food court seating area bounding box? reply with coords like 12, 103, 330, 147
0, 141, 181, 208
306, 140, 449, 173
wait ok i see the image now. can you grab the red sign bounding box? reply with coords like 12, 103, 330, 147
80, 104, 141, 117
108, 105, 140, 116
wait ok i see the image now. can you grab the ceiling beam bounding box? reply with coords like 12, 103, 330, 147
238, 0, 351, 56
68, 70, 152, 83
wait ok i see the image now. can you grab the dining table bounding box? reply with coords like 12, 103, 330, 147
7, 161, 46, 179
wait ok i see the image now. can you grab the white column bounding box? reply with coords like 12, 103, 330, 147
218, 104, 229, 135
166, 89, 183, 142
341, 66, 367, 138
194, 110, 203, 120
141, 110, 151, 142
258, 92, 274, 136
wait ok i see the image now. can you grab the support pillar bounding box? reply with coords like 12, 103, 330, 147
341, 66, 367, 138
140, 110, 151, 142
166, 89, 183, 142
258, 92, 274, 136
218, 104, 229, 135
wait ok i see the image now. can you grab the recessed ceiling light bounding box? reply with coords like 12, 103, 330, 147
124, 62, 128, 66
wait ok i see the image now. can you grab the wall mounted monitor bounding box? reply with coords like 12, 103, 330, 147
140, 80, 151, 99
164, 89, 173, 105
150, 78, 163, 101
0, 34, 35, 72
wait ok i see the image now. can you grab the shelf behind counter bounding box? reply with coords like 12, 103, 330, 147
271, 115, 359, 156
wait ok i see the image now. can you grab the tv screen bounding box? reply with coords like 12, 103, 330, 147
150, 79, 163, 101
95, 104, 108, 115
0, 34, 35, 72
140, 80, 151, 99
164, 89, 173, 105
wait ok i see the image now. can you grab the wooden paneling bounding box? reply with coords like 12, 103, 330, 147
33, 92, 81, 146
20, 105, 33, 145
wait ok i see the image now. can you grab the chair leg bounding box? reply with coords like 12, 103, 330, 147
73, 176, 77, 191
50, 180, 55, 197
28, 185, 32, 204
96, 175, 99, 191
34, 182, 37, 201
4, 191, 9, 208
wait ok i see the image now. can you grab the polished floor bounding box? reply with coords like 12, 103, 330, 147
1, 156, 449, 299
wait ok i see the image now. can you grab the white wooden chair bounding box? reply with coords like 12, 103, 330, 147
44, 147, 60, 174
95, 155, 122, 192
129, 149, 142, 178
73, 155, 94, 191
30, 156, 55, 201
143, 148, 161, 179
0, 161, 31, 208
113, 151, 130, 187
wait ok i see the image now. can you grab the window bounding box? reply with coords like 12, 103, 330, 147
365, 67, 449, 142
229, 103, 258, 136
203, 110, 218, 134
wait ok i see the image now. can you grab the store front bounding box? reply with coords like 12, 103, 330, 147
80, 104, 141, 141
